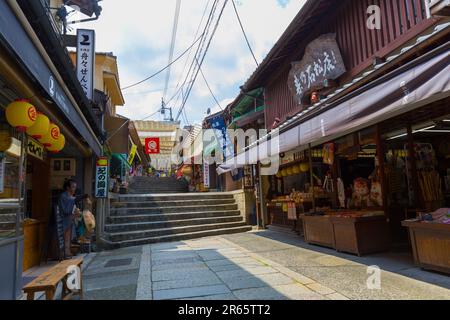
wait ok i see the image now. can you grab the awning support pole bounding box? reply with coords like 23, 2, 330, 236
309, 143, 316, 212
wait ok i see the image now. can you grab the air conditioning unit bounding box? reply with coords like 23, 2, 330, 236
427, 0, 450, 17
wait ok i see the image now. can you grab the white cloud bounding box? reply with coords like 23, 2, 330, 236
75, 0, 306, 125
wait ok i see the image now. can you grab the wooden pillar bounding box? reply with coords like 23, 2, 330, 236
308, 144, 316, 212
407, 124, 420, 208
375, 124, 388, 218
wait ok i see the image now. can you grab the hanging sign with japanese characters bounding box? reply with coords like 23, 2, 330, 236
95, 157, 108, 198
27, 137, 45, 161
76, 29, 95, 100
288, 33, 346, 105
203, 162, 210, 189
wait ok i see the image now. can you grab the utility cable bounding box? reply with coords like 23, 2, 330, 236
121, 33, 205, 91
231, 0, 259, 67
163, 0, 182, 101
175, 0, 228, 121
196, 58, 222, 111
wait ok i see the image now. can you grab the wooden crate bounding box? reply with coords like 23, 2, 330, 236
301, 215, 335, 249
330, 216, 390, 256
402, 220, 450, 274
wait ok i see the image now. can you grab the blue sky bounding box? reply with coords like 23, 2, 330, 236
75, 0, 306, 126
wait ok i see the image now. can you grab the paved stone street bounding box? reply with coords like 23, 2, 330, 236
82, 230, 450, 300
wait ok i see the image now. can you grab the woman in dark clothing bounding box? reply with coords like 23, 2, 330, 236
58, 179, 85, 257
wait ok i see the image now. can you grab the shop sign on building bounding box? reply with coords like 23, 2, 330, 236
145, 137, 160, 154
243, 165, 254, 189
27, 138, 45, 161
76, 29, 95, 100
128, 143, 137, 165
95, 157, 108, 198
203, 162, 210, 189
207, 114, 234, 161
288, 33, 346, 105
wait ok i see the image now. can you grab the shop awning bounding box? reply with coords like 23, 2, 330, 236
229, 105, 265, 128
231, 88, 264, 118
218, 46, 450, 174
0, 1, 102, 156
112, 153, 131, 169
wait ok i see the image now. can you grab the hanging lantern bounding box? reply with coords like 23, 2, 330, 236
287, 167, 293, 176
26, 112, 50, 139
281, 168, 288, 177
276, 171, 282, 178
47, 134, 65, 153
40, 123, 60, 147
5, 99, 37, 132
292, 165, 300, 175
299, 162, 310, 173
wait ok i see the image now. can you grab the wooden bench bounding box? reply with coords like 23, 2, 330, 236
23, 258, 84, 300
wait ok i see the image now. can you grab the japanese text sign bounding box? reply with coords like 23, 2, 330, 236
95, 157, 108, 198
288, 33, 346, 105
145, 138, 160, 154
76, 29, 95, 100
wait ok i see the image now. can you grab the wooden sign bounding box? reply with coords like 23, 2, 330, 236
27, 138, 45, 161
288, 33, 346, 105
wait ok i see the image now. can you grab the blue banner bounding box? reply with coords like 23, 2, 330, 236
207, 114, 234, 161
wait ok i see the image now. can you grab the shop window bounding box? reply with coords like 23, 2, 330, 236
0, 118, 24, 240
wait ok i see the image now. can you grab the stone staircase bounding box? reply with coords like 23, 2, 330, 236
128, 176, 189, 194
103, 193, 252, 248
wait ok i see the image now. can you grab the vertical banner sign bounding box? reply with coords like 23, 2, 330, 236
145, 137, 160, 154
203, 162, 210, 189
0, 157, 5, 193
207, 115, 234, 161
128, 143, 137, 165
76, 29, 95, 100
95, 157, 108, 198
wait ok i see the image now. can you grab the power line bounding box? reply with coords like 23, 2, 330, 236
139, 108, 164, 121
163, 0, 182, 101
231, 0, 259, 67
173, 0, 220, 115
172, 0, 212, 94
196, 58, 222, 111
175, 0, 229, 121
121, 33, 205, 91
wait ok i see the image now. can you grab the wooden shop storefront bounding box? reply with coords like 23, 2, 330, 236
264, 44, 450, 265
218, 0, 450, 273
0, 0, 102, 299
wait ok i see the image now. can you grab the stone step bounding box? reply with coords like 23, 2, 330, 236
110, 204, 238, 215
107, 210, 241, 224
111, 199, 236, 208
103, 225, 253, 249
128, 188, 189, 193
129, 190, 187, 194
0, 222, 15, 230
115, 193, 234, 202
105, 215, 244, 232
106, 221, 248, 242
